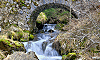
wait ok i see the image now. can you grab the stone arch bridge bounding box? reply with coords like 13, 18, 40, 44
28, 0, 80, 32
5, 0, 94, 32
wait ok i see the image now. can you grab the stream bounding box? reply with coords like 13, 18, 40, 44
22, 24, 62, 60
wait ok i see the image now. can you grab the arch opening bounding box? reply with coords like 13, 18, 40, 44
30, 3, 78, 33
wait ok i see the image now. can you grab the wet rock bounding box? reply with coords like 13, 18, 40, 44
42, 41, 48, 52
4, 52, 38, 60
27, 51, 38, 60
48, 29, 54, 33
52, 41, 61, 55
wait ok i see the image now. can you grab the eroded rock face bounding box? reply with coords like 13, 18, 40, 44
4, 51, 38, 60
0, 38, 26, 57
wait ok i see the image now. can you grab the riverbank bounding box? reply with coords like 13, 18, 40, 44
0, 0, 100, 60
53, 10, 100, 60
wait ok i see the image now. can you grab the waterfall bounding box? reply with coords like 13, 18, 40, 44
22, 24, 62, 60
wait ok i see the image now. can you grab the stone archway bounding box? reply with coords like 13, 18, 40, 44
30, 3, 78, 33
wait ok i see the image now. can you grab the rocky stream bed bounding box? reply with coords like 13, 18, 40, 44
0, 0, 100, 60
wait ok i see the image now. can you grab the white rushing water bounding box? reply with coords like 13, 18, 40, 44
22, 24, 62, 60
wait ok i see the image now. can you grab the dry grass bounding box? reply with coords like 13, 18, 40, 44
54, 0, 100, 59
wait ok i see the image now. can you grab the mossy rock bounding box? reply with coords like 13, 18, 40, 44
20, 38, 27, 42
7, 31, 23, 41
7, 27, 35, 42
36, 12, 47, 24
0, 38, 24, 49
0, 38, 26, 56
62, 53, 77, 60
23, 30, 30, 33
29, 34, 34, 40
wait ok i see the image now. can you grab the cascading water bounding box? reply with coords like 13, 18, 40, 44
22, 24, 62, 60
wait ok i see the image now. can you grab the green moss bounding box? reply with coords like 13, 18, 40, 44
8, 31, 23, 40
8, 44, 13, 47
20, 38, 27, 42
5, 40, 10, 44
72, 0, 76, 1
29, 34, 34, 40
36, 21, 42, 24
23, 30, 30, 33
55, 23, 64, 30
0, 39, 13, 47
15, 41, 23, 47
90, 48, 95, 52
59, 11, 69, 16
20, 0, 25, 4
98, 12, 100, 15
0, 39, 11, 44
62, 53, 76, 60
16, 32, 23, 40
62, 55, 67, 60
0, 1, 2, 5
11, 36, 13, 40
10, 24, 17, 27
43, 8, 56, 17
36, 12, 47, 23
0, 54, 4, 59
93, 51, 99, 53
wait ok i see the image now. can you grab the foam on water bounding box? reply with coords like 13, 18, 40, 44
22, 24, 62, 60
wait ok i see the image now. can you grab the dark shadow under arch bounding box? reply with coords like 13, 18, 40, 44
30, 3, 78, 33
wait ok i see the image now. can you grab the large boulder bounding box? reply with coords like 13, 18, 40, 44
4, 51, 38, 60
0, 38, 26, 57
7, 26, 34, 42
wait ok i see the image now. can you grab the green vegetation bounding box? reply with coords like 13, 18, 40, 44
0, 39, 12, 47
20, 38, 27, 42
36, 12, 47, 24
43, 8, 56, 17
36, 8, 71, 25
55, 23, 64, 30
29, 34, 34, 40
8, 31, 23, 41
0, 54, 4, 59
62, 53, 77, 60
43, 8, 71, 18
7, 27, 34, 42
0, 38, 23, 48
23, 30, 30, 33
14, 41, 23, 47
